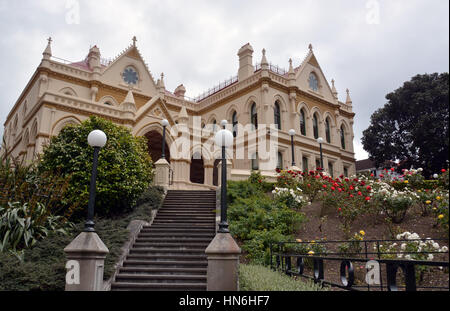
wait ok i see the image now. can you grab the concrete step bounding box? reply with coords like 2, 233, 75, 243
133, 242, 210, 248
126, 254, 207, 261
147, 224, 215, 229
119, 267, 206, 275
123, 260, 208, 268
111, 282, 206, 291
140, 228, 214, 233
135, 237, 213, 243
115, 274, 206, 283
129, 248, 206, 254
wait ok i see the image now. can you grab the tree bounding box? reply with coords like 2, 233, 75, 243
38, 116, 153, 217
362, 73, 449, 177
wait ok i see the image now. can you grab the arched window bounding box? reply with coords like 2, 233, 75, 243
300, 109, 306, 136
277, 152, 283, 169
274, 102, 281, 130
212, 119, 217, 132
104, 102, 112, 106
313, 114, 319, 139
232, 111, 238, 137
340, 125, 346, 150
325, 118, 331, 143
251, 103, 258, 130
251, 152, 259, 170
309, 72, 319, 91
328, 162, 334, 178
302, 156, 309, 172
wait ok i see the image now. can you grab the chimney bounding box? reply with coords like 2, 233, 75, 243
174, 84, 186, 98
87, 45, 101, 70
237, 43, 254, 81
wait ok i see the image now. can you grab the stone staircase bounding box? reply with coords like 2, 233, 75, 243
111, 190, 217, 291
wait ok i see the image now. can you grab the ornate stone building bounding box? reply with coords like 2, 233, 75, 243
1, 37, 356, 190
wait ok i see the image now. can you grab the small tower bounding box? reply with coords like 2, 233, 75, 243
331, 79, 338, 100
288, 58, 295, 80
87, 45, 101, 71
174, 84, 186, 98
261, 48, 269, 70
120, 89, 137, 119
157, 73, 166, 94
345, 88, 353, 106
237, 43, 254, 81
43, 37, 52, 60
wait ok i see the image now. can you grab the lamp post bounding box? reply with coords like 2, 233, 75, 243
161, 119, 169, 159
84, 130, 107, 232
215, 128, 233, 233
289, 129, 296, 166
317, 137, 324, 170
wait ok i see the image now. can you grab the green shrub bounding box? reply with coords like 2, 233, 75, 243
38, 116, 153, 218
0, 186, 162, 291
135, 186, 165, 210
239, 264, 325, 291
0, 202, 73, 253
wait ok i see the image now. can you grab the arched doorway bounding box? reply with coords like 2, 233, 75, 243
144, 131, 170, 163
190, 152, 204, 184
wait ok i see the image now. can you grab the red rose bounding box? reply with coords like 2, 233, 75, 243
391, 168, 395, 171
365, 197, 371, 201
358, 191, 362, 196
442, 169, 446, 173
322, 184, 327, 188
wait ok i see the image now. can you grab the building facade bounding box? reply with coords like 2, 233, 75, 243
1, 37, 356, 190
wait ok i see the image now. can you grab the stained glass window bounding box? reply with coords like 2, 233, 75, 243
123, 67, 139, 85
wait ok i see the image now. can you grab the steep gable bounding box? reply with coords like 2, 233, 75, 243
295, 47, 337, 104
100, 44, 158, 98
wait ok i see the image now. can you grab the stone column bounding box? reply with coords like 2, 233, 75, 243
204, 163, 214, 187
205, 233, 241, 291
64, 232, 109, 291
154, 158, 170, 191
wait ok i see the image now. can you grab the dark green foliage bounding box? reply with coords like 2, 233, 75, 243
0, 187, 163, 291
362, 73, 449, 178
227, 175, 306, 265
135, 186, 165, 210
38, 116, 154, 218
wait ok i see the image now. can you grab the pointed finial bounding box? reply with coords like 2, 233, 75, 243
132, 36, 137, 47
289, 58, 293, 67
346, 88, 352, 105
261, 48, 268, 68
331, 79, 338, 99
308, 43, 313, 52
43, 36, 53, 59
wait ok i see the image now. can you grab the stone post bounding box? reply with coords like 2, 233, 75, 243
64, 231, 109, 291
154, 158, 170, 190
205, 233, 241, 291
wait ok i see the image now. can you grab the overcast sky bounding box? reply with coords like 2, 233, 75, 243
0, 0, 448, 160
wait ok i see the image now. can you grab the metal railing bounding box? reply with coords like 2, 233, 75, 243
269, 238, 449, 291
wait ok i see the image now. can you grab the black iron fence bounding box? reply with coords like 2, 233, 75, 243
269, 238, 449, 291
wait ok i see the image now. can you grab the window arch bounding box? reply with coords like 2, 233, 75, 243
313, 113, 319, 139
300, 109, 307, 136
274, 101, 281, 130
340, 125, 346, 150
277, 152, 283, 169
251, 152, 259, 170
325, 118, 331, 143
232, 111, 238, 137
251, 103, 258, 130
309, 72, 319, 91
212, 119, 217, 132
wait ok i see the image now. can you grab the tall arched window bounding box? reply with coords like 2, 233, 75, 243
325, 118, 331, 143
251, 103, 258, 130
309, 73, 319, 91
232, 111, 238, 137
212, 119, 217, 132
277, 152, 283, 169
300, 109, 306, 136
340, 125, 346, 150
313, 114, 319, 139
251, 152, 259, 170
274, 102, 281, 130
